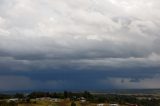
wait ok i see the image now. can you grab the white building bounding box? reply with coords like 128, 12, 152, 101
109, 104, 119, 106
51, 98, 61, 102
79, 97, 86, 103
7, 98, 18, 102
97, 103, 104, 106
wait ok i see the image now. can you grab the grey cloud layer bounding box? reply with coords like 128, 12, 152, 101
0, 0, 160, 90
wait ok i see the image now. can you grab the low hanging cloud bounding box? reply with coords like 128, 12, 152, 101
101, 75, 160, 89
0, 0, 160, 90
0, 75, 33, 91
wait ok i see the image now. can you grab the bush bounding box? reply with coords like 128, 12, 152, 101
71, 102, 76, 106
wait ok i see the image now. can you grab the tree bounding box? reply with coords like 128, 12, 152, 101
14, 93, 24, 99
64, 91, 68, 98
71, 102, 76, 106
98, 96, 106, 103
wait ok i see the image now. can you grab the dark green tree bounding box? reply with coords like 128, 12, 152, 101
98, 96, 106, 103
71, 102, 76, 106
64, 91, 68, 98
14, 93, 24, 99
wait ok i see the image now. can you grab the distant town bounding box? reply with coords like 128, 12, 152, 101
0, 90, 160, 106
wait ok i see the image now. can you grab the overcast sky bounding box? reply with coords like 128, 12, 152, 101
0, 0, 160, 91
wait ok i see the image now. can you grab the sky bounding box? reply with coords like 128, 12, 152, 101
0, 0, 160, 91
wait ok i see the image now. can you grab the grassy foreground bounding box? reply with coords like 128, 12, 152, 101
18, 100, 84, 106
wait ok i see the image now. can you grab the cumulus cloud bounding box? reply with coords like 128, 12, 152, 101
0, 0, 160, 90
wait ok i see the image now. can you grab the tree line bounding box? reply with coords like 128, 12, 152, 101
0, 91, 160, 106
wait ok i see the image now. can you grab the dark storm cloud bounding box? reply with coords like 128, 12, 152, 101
0, 0, 160, 90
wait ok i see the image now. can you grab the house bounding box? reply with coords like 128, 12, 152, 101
7, 98, 18, 102
80, 99, 86, 103
35, 97, 52, 101
79, 97, 86, 103
109, 104, 119, 106
51, 98, 61, 102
